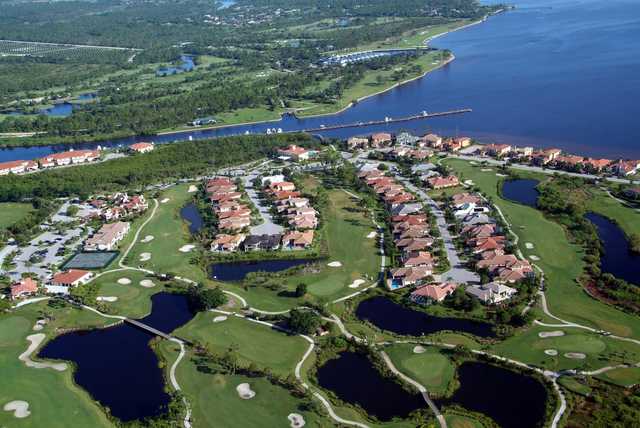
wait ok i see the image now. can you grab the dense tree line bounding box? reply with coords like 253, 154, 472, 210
0, 133, 320, 201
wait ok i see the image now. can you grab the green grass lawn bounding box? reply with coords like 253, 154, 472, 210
385, 343, 456, 397
596, 367, 640, 388
444, 159, 640, 338
491, 324, 640, 373
445, 413, 486, 428
0, 202, 33, 230
174, 314, 308, 377
93, 270, 165, 318
126, 184, 206, 282
157, 342, 327, 428
557, 376, 592, 396
586, 187, 640, 238
0, 301, 114, 428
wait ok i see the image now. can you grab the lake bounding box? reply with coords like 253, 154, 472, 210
180, 202, 204, 234
437, 361, 548, 428
156, 55, 196, 77
586, 212, 640, 286
2, 0, 639, 161
316, 351, 425, 421
356, 296, 496, 338
501, 178, 540, 207
38, 293, 194, 421
210, 258, 313, 282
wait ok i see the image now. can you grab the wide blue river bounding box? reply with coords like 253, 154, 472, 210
1, 0, 639, 162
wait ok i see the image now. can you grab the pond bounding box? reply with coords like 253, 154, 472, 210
437, 361, 548, 428
156, 55, 196, 77
501, 179, 539, 207
356, 296, 496, 338
586, 212, 640, 286
210, 258, 312, 282
38, 292, 195, 422
316, 351, 425, 421
180, 202, 204, 234
39, 103, 74, 117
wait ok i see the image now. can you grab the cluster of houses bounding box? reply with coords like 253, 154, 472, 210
210, 174, 317, 252
0, 149, 100, 176
480, 144, 640, 177
9, 269, 94, 300
84, 221, 130, 252
88, 193, 149, 221
206, 177, 253, 252
347, 132, 473, 154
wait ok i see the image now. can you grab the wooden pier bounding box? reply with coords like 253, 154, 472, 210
300, 108, 472, 133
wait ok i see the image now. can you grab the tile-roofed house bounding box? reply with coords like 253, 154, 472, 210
218, 208, 251, 220
347, 136, 369, 150
422, 133, 443, 148
403, 251, 436, 268
209, 192, 242, 203
277, 145, 310, 161
609, 160, 640, 176
261, 174, 286, 186
10, 278, 38, 299
451, 192, 483, 207
583, 158, 612, 171
288, 214, 318, 230
554, 155, 585, 168
84, 221, 130, 251
219, 216, 251, 231
282, 230, 314, 250
532, 148, 562, 165
409, 282, 458, 304
0, 160, 39, 175
269, 181, 296, 192
370, 132, 392, 147
39, 150, 100, 168
483, 144, 512, 157
466, 282, 516, 304
129, 142, 155, 153
427, 175, 459, 189
243, 234, 281, 251
387, 266, 432, 290
391, 203, 423, 216
52, 270, 93, 287
395, 132, 420, 146
211, 234, 246, 252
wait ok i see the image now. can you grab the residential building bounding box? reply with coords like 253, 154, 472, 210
211, 234, 246, 252
51, 270, 93, 287
269, 181, 296, 192
39, 150, 100, 168
387, 266, 432, 290
0, 160, 39, 175
409, 282, 458, 304
129, 142, 155, 153
84, 222, 130, 251
466, 282, 516, 304
370, 132, 392, 147
347, 136, 369, 150
422, 133, 443, 148
427, 175, 459, 189
483, 144, 512, 157
243, 234, 281, 251
609, 160, 640, 176
282, 230, 314, 250
278, 145, 310, 161
10, 278, 38, 299
261, 174, 285, 186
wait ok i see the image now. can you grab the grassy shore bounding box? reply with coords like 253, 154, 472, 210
443, 159, 640, 338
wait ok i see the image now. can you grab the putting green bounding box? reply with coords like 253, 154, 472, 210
94, 271, 162, 318
532, 334, 606, 354
385, 344, 455, 396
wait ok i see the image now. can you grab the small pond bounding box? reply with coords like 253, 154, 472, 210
40, 103, 74, 117
156, 55, 196, 77
180, 202, 204, 234
38, 292, 194, 421
356, 296, 496, 338
586, 212, 640, 285
501, 179, 540, 207
316, 351, 425, 421
210, 258, 312, 282
437, 361, 548, 428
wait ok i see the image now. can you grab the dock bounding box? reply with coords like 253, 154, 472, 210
301, 108, 472, 133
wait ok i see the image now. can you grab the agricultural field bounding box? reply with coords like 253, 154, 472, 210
0, 40, 135, 62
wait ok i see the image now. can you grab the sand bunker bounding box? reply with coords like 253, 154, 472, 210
348, 279, 366, 289
525, 242, 534, 249
32, 320, 47, 331
288, 413, 306, 428
140, 279, 156, 288
539, 331, 565, 338
179, 245, 196, 253
3, 401, 30, 418
413, 345, 426, 354
213, 316, 228, 323
97, 296, 118, 302
366, 231, 377, 239
160, 198, 170, 203
141, 235, 154, 243
327, 261, 342, 267
117, 277, 132, 285
544, 349, 558, 356
20, 334, 67, 371
139, 252, 151, 261
236, 383, 256, 399
565, 352, 587, 360
529, 255, 540, 261
496, 173, 508, 177
464, 180, 475, 185
188, 185, 198, 193
481, 168, 493, 172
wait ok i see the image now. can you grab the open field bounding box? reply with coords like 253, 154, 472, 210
557, 376, 592, 396
445, 413, 485, 428
125, 184, 206, 282
596, 367, 640, 388
385, 343, 456, 396
174, 314, 308, 377
0, 202, 33, 230
444, 159, 640, 338
0, 301, 114, 428
158, 342, 326, 428
221, 188, 380, 311
93, 270, 164, 319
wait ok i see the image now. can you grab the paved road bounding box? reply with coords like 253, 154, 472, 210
243, 172, 283, 235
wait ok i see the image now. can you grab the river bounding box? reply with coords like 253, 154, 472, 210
1, 0, 638, 162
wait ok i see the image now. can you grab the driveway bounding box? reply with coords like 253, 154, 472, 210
243, 173, 283, 235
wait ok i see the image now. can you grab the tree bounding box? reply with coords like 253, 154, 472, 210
66, 205, 80, 217
190, 287, 227, 311
288, 309, 320, 334
295, 283, 308, 297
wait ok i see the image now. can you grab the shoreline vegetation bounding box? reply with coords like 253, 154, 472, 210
0, 10, 504, 149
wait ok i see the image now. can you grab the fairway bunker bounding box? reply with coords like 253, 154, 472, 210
348, 279, 366, 289
140, 279, 156, 288
179, 245, 196, 253
3, 401, 30, 418
188, 185, 198, 193
544, 349, 558, 356
538, 331, 565, 338
288, 413, 305, 427
413, 345, 426, 354
213, 316, 227, 323
20, 334, 67, 371
160, 198, 170, 203
565, 352, 587, 360
327, 261, 342, 267
529, 255, 540, 261
236, 383, 255, 399
97, 296, 118, 302
139, 252, 152, 261
141, 235, 155, 243
481, 168, 493, 172
366, 231, 377, 239
525, 242, 534, 249
117, 278, 132, 285
32, 319, 47, 331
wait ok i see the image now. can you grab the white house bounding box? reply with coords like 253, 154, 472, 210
466, 282, 517, 304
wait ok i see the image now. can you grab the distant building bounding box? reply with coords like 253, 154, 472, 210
39, 150, 100, 168
10, 278, 38, 300
51, 270, 93, 288
427, 175, 459, 189
277, 145, 310, 162
0, 160, 39, 176
84, 222, 130, 251
129, 142, 155, 154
